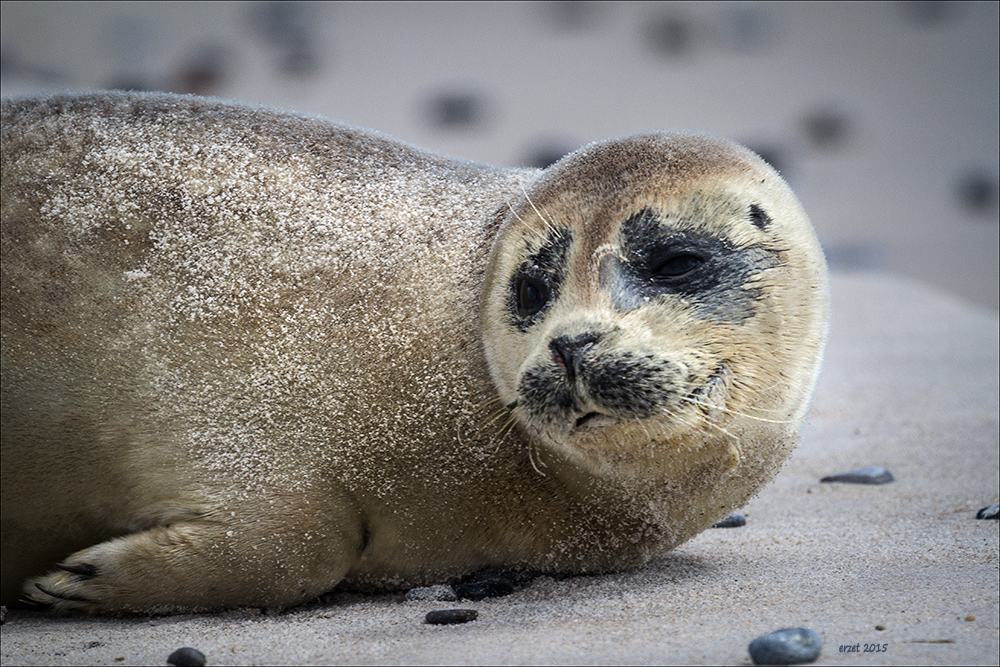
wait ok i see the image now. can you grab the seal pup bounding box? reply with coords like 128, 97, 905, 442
1, 91, 828, 613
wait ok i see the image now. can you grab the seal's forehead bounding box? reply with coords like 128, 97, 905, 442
514, 132, 777, 240
559, 132, 767, 189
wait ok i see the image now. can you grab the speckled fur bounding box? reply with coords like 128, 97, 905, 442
1, 91, 828, 614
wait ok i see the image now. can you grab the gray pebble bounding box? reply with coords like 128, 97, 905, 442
167, 646, 207, 667
424, 609, 478, 625
405, 584, 458, 602
749, 627, 822, 665
455, 571, 515, 601
976, 504, 999, 520
820, 466, 894, 485
712, 513, 746, 528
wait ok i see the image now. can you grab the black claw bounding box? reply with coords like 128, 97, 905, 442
58, 562, 98, 577
17, 593, 53, 611
35, 582, 94, 604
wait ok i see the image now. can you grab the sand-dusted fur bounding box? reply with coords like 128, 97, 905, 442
1, 91, 828, 614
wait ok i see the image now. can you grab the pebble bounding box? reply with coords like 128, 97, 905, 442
820, 466, 894, 485
454, 571, 515, 601
712, 513, 746, 528
424, 609, 478, 625
975, 504, 999, 520
405, 585, 458, 602
801, 107, 852, 149
167, 647, 207, 667
748, 627, 822, 666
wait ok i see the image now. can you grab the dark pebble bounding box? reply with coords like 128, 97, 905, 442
424, 609, 478, 625
954, 169, 999, 214
976, 504, 999, 520
712, 513, 747, 528
167, 647, 207, 667
427, 90, 489, 129
748, 627, 822, 665
454, 572, 515, 601
820, 466, 894, 485
643, 14, 696, 57
801, 107, 852, 149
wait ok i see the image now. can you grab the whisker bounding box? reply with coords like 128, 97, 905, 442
488, 414, 519, 454
527, 440, 548, 477
682, 396, 796, 425
521, 185, 559, 238
507, 198, 550, 245
456, 395, 509, 447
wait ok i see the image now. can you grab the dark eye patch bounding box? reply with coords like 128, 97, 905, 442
748, 204, 771, 230
507, 227, 572, 331
611, 208, 776, 322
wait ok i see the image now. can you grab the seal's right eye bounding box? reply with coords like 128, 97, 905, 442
516, 272, 551, 317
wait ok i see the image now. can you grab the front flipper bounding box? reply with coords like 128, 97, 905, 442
22, 501, 366, 614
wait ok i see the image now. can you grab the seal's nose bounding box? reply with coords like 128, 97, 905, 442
549, 333, 599, 383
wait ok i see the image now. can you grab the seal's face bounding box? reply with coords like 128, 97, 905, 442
481, 133, 828, 479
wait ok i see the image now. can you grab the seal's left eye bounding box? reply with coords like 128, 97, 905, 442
651, 252, 705, 280
516, 273, 551, 317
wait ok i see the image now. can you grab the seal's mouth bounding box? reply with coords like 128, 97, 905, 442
572, 411, 617, 430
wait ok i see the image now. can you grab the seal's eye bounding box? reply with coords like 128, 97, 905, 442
516, 273, 551, 317
651, 252, 705, 281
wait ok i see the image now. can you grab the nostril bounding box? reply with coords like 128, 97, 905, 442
548, 333, 601, 383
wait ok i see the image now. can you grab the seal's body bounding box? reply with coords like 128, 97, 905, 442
1, 92, 828, 613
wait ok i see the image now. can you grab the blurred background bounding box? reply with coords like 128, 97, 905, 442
2, 1, 997, 310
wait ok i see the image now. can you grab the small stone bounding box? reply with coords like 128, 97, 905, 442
965, 615, 976, 622
712, 513, 746, 528
802, 107, 852, 149
875, 624, 886, 631
405, 584, 458, 602
820, 466, 894, 485
424, 609, 478, 625
954, 169, 999, 214
748, 627, 822, 666
454, 571, 515, 601
427, 90, 489, 129
167, 647, 207, 667
643, 14, 696, 57
975, 504, 999, 520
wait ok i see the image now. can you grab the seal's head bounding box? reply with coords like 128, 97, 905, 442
481, 132, 828, 486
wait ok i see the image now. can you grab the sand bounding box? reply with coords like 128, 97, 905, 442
1, 272, 997, 666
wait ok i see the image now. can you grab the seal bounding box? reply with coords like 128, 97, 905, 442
0, 91, 828, 613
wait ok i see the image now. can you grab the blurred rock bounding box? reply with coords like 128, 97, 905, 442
427, 89, 492, 130
954, 169, 999, 216
802, 106, 853, 149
